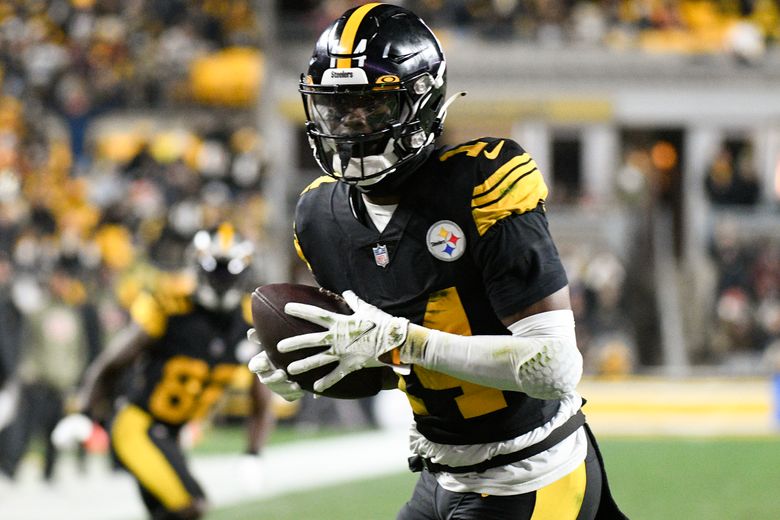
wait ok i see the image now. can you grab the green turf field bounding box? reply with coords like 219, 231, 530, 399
193, 422, 372, 454
205, 436, 780, 520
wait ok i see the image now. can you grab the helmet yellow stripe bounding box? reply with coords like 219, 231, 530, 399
217, 222, 235, 251
336, 2, 381, 68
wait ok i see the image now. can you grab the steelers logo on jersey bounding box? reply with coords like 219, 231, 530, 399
426, 220, 466, 262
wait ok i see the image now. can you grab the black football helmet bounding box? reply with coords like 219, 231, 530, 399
300, 3, 451, 193
191, 222, 254, 311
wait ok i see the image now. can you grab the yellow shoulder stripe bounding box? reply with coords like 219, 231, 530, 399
130, 292, 168, 338
471, 153, 548, 236
301, 175, 337, 195
439, 141, 487, 162
472, 153, 535, 201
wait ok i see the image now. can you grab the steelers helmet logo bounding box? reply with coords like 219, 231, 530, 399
426, 221, 466, 262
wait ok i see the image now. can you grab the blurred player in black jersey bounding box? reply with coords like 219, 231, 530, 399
249, 3, 627, 519
54, 222, 273, 520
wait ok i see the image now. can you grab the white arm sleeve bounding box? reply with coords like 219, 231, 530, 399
399, 310, 582, 399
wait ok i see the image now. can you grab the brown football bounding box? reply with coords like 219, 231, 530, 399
250, 283, 389, 399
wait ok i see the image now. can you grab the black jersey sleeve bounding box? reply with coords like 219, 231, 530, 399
473, 206, 567, 319
293, 175, 340, 286
460, 138, 568, 319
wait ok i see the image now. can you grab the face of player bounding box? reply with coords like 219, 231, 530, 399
307, 91, 400, 140
304, 90, 408, 184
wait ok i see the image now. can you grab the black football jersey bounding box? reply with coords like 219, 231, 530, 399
294, 138, 568, 444
126, 285, 253, 426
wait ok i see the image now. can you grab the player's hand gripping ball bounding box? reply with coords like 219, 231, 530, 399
250, 283, 389, 399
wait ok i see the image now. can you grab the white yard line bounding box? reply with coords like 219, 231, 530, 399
0, 427, 412, 520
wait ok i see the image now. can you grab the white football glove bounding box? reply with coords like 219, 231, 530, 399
247, 329, 304, 402
278, 290, 409, 393
51, 413, 94, 449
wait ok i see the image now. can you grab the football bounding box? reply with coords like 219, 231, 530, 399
250, 283, 389, 399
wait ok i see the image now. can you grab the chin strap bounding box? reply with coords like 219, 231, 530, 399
439, 91, 468, 118
432, 91, 467, 137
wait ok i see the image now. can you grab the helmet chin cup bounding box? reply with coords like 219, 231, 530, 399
332, 138, 398, 185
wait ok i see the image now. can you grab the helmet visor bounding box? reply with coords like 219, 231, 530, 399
303, 90, 407, 182
306, 91, 401, 139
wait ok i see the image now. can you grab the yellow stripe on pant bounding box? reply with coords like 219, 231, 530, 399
530, 461, 587, 520
111, 404, 192, 510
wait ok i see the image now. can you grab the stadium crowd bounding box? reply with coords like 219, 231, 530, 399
284, 0, 780, 56
708, 222, 780, 366
700, 139, 779, 368
0, 0, 268, 482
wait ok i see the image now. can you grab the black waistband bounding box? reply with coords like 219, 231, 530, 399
408, 409, 586, 474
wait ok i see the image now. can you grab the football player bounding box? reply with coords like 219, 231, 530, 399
250, 3, 628, 520
54, 222, 273, 520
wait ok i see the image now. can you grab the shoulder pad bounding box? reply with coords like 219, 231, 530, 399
129, 291, 168, 338
439, 138, 548, 236
156, 273, 195, 309
131, 273, 195, 337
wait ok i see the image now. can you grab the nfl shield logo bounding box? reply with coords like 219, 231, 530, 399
372, 244, 390, 267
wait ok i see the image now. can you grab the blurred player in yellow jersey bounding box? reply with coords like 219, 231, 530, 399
54, 222, 273, 520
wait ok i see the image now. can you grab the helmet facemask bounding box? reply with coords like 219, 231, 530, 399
300, 3, 450, 192
191, 224, 254, 311
300, 70, 444, 191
